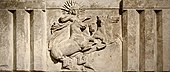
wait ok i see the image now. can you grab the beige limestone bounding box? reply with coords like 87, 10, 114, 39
15, 10, 30, 71
0, 1, 45, 10
144, 10, 157, 71
0, 10, 13, 71
46, 9, 63, 71
47, 8, 122, 71
122, 9, 168, 71
122, 10, 128, 71
163, 9, 170, 71
127, 10, 140, 71
123, 0, 170, 9
46, 0, 121, 8
0, 0, 170, 72
30, 10, 47, 71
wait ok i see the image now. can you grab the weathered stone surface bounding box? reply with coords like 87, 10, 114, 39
0, 1, 45, 10
123, 9, 164, 71
47, 4, 122, 71
127, 10, 140, 71
144, 10, 157, 71
122, 10, 128, 71
30, 10, 47, 71
78, 10, 122, 72
163, 9, 170, 71
138, 10, 146, 72
84, 42, 122, 72
0, 0, 170, 72
0, 10, 13, 71
0, 0, 44, 2
46, 0, 121, 8
123, 0, 170, 9
155, 10, 163, 71
16, 10, 30, 71
46, 9, 63, 71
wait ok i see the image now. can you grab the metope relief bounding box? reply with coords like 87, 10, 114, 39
48, 0, 120, 71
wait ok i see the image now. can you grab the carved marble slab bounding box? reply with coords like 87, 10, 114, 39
47, 1, 121, 71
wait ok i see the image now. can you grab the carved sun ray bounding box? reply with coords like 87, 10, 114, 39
61, 0, 81, 15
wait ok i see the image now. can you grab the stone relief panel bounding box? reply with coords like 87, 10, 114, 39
0, 0, 170, 71
47, 0, 121, 71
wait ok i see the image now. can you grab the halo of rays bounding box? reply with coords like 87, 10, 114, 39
61, 0, 80, 15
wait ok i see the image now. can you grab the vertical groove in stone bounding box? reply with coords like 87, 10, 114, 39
26, 10, 34, 71
137, 10, 145, 71
13, 10, 16, 72
30, 10, 34, 71
122, 10, 128, 71
13, 10, 16, 71
9, 10, 16, 71
155, 10, 163, 71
